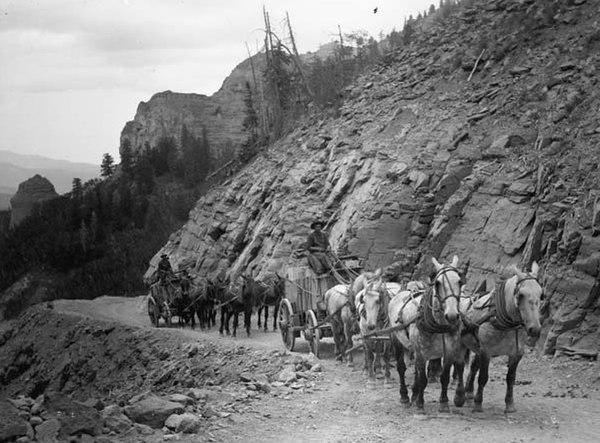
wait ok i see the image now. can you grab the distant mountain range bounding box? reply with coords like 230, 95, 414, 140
0, 150, 99, 210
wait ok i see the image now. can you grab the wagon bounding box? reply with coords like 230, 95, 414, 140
278, 257, 362, 358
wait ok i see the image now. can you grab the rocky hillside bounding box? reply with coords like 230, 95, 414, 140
146, 0, 600, 355
0, 304, 322, 442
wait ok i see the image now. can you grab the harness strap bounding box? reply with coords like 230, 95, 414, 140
417, 287, 458, 334
490, 281, 523, 330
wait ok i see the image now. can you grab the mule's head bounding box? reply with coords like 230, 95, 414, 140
352, 268, 382, 295
357, 278, 387, 331
509, 261, 543, 338
431, 255, 463, 325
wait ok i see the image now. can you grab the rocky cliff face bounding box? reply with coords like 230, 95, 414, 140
120, 56, 260, 165
9, 175, 58, 227
146, 0, 600, 355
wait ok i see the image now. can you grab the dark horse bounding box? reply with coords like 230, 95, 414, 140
171, 286, 196, 328
190, 277, 217, 330
216, 275, 254, 337
243, 274, 284, 332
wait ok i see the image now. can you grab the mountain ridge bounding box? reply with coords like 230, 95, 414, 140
0, 151, 98, 199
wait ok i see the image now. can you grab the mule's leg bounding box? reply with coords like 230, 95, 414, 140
412, 356, 428, 411
219, 306, 230, 335
365, 340, 375, 380
331, 319, 345, 362
383, 342, 392, 384
272, 303, 279, 331
257, 306, 262, 329
392, 339, 409, 404
504, 354, 523, 413
465, 353, 480, 400
263, 306, 268, 332
473, 353, 490, 412
427, 358, 442, 383
345, 321, 354, 367
453, 351, 466, 407
245, 307, 252, 337
374, 341, 383, 376
232, 311, 238, 338
438, 358, 453, 413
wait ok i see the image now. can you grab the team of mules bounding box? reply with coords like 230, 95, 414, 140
353, 256, 544, 414
149, 272, 284, 337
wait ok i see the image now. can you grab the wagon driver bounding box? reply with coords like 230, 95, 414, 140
306, 220, 334, 276
157, 253, 174, 285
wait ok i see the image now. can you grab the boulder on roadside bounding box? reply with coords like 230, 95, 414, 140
102, 406, 133, 434
164, 413, 202, 434
277, 366, 297, 384
124, 395, 184, 429
43, 392, 102, 438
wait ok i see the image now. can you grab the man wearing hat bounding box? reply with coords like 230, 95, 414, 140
157, 253, 174, 285
306, 220, 334, 275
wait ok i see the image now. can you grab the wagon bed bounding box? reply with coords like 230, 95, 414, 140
278, 259, 362, 357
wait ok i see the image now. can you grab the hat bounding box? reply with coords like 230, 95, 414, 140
310, 220, 324, 230
161, 253, 168, 258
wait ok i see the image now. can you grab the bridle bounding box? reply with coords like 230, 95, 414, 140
431, 266, 463, 308
358, 282, 390, 328
418, 266, 463, 334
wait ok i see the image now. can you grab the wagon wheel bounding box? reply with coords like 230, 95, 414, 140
306, 309, 321, 358
147, 295, 159, 327
163, 302, 172, 328
278, 299, 295, 351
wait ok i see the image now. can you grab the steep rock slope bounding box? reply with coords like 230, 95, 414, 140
147, 0, 600, 354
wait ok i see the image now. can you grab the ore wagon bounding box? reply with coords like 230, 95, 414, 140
278, 257, 362, 358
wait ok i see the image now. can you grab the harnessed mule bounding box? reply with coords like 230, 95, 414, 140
356, 279, 403, 382
324, 284, 359, 363
388, 256, 467, 412
461, 262, 543, 413
244, 274, 284, 332
217, 275, 254, 337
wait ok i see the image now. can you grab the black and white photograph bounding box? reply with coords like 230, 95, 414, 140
0, 0, 599, 442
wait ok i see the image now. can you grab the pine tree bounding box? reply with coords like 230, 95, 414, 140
100, 153, 115, 177
71, 178, 82, 200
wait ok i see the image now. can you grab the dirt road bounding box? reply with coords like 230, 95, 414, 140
53, 296, 600, 443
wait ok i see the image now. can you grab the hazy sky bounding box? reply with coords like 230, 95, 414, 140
0, 0, 434, 165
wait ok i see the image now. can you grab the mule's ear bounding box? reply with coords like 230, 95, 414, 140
451, 255, 459, 268
531, 261, 539, 278
509, 264, 526, 279
431, 256, 442, 271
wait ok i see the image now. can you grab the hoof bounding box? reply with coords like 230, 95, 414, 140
454, 396, 466, 408
465, 392, 474, 401
439, 403, 450, 413
400, 397, 410, 405
415, 407, 426, 415
472, 403, 483, 413
504, 405, 516, 414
